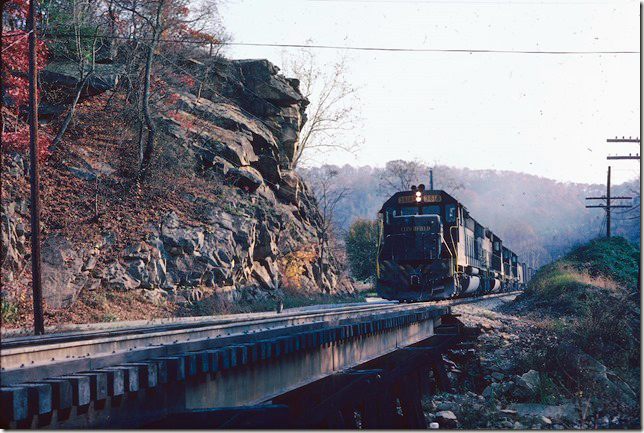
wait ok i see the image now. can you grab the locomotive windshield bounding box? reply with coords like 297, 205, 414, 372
398, 207, 417, 216
381, 214, 442, 261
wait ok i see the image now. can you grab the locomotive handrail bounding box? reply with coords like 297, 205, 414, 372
449, 225, 459, 273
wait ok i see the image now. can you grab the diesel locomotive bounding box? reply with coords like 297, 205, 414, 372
376, 185, 532, 302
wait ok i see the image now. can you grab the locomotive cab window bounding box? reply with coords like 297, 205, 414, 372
398, 207, 417, 216
421, 205, 440, 216
385, 207, 394, 224
445, 204, 456, 223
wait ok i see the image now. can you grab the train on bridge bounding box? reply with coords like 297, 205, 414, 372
376, 186, 533, 302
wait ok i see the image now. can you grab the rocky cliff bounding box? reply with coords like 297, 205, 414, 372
1, 57, 352, 319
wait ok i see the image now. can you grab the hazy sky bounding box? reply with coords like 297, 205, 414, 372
219, 0, 640, 185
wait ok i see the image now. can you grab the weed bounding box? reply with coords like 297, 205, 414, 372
535, 372, 559, 405
1, 299, 20, 324
101, 313, 119, 322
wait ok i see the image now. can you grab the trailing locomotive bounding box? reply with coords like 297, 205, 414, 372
376, 185, 533, 302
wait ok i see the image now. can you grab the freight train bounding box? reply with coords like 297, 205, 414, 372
376, 185, 533, 302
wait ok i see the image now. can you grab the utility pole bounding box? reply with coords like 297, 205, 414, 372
585, 166, 632, 238
28, 0, 45, 335
429, 169, 433, 190
607, 136, 640, 160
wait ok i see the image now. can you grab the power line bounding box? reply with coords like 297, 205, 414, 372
18, 32, 640, 55
309, 0, 630, 3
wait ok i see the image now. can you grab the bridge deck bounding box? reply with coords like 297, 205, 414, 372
1, 302, 451, 428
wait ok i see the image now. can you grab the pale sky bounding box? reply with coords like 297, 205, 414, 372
219, 0, 640, 185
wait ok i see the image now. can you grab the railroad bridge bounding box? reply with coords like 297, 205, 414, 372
1, 302, 474, 428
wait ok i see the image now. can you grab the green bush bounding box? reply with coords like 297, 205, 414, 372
345, 218, 379, 282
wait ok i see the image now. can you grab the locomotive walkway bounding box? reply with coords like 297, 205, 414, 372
0, 302, 474, 428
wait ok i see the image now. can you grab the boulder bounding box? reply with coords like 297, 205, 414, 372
521, 370, 540, 393
510, 373, 538, 401
276, 170, 299, 204
67, 165, 97, 181
160, 215, 204, 255
141, 288, 167, 304
103, 262, 140, 291
82, 255, 98, 272
434, 410, 458, 428
482, 383, 500, 399
41, 235, 85, 308
226, 166, 264, 192
123, 242, 151, 262
210, 156, 233, 176
254, 225, 278, 260
41, 62, 122, 95
235, 59, 304, 106
252, 261, 276, 290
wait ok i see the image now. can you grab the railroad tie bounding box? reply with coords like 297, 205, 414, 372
0, 387, 28, 425
29, 379, 73, 412
20, 383, 52, 417
75, 371, 108, 401
95, 368, 125, 396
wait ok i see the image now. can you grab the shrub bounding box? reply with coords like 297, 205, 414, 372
345, 218, 378, 281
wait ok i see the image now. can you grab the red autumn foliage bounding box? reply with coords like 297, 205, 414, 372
1, 0, 51, 159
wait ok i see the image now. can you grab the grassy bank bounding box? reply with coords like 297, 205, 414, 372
508, 236, 640, 420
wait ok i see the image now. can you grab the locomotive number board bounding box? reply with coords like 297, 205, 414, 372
398, 194, 442, 204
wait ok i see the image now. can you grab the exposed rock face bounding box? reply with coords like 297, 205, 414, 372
41, 62, 122, 95
1, 201, 27, 284
40, 236, 87, 308
194, 58, 308, 168
2, 57, 350, 310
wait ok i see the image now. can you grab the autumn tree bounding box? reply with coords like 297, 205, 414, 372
1, 0, 51, 159
345, 218, 378, 281
281, 46, 362, 168
110, 0, 224, 177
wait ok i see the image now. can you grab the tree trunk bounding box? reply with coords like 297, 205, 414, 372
49, 25, 98, 153
49, 72, 93, 153
138, 0, 164, 179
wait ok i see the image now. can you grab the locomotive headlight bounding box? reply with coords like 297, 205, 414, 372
415, 191, 422, 202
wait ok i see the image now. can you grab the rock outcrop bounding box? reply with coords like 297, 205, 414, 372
2, 57, 350, 311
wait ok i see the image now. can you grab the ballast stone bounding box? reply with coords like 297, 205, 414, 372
435, 410, 458, 428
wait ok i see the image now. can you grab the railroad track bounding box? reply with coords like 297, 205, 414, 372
440, 290, 521, 307
0, 290, 519, 373
0, 301, 437, 372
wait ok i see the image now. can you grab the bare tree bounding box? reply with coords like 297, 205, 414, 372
377, 159, 465, 197
112, 0, 224, 178
429, 162, 465, 196
377, 159, 427, 196
281, 45, 362, 168
305, 165, 351, 290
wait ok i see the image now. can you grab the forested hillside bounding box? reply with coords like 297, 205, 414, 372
299, 163, 640, 269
